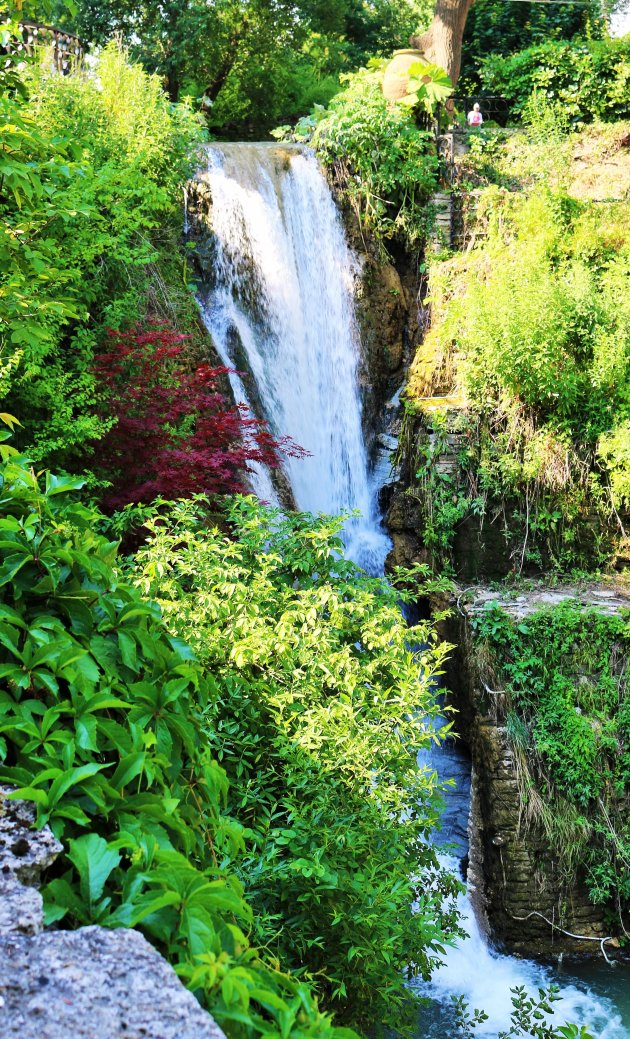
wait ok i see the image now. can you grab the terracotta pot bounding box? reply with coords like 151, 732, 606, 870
382, 49, 426, 102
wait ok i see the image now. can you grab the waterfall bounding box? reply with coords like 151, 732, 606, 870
192, 142, 629, 1037
196, 142, 390, 574
416, 721, 629, 1038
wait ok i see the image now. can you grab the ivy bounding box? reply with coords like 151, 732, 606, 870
472, 599, 630, 927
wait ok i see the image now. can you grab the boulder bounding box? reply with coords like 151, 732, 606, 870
0, 787, 63, 890
0, 787, 63, 938
0, 926, 227, 1039
0, 788, 228, 1039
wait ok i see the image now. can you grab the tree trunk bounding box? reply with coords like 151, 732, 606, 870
166, 68, 179, 103
410, 0, 475, 88
204, 18, 248, 104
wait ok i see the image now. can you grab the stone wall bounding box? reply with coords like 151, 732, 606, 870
440, 586, 629, 959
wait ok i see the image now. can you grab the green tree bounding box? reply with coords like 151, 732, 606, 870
458, 0, 604, 94
0, 42, 204, 469
61, 0, 432, 134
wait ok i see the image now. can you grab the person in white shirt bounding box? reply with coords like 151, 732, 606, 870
467, 102, 483, 127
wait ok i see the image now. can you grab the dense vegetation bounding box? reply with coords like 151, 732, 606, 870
0, 42, 205, 471
275, 62, 450, 250
2, 3, 629, 1036
458, 0, 605, 95
51, 0, 434, 136
310, 70, 441, 247
480, 37, 630, 122
0, 432, 460, 1037
405, 113, 630, 571
134, 496, 461, 1030
473, 600, 630, 930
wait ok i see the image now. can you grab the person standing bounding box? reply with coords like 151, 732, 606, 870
467, 102, 483, 127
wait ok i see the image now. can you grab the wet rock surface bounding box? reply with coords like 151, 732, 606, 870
465, 582, 630, 619
353, 253, 413, 449
0, 926, 227, 1039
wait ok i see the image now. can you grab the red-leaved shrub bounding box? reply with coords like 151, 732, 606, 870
94, 324, 301, 512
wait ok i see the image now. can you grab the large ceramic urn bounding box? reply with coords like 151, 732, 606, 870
382, 48, 426, 102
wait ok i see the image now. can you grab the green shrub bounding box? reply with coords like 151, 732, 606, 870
0, 435, 360, 1039
598, 421, 630, 511
310, 71, 440, 247
481, 37, 630, 123
133, 495, 462, 1033
0, 432, 462, 1036
0, 43, 205, 470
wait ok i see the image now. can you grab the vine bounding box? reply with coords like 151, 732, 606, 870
472, 599, 630, 936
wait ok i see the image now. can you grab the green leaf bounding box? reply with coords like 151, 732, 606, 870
67, 833, 121, 907
110, 752, 145, 791
45, 472, 86, 496
47, 762, 108, 807
118, 630, 138, 672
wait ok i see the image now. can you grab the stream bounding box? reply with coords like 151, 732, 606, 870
192, 141, 630, 1038
415, 726, 630, 1037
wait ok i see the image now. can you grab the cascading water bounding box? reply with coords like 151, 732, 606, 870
415, 722, 629, 1037
196, 142, 390, 574
192, 143, 629, 1037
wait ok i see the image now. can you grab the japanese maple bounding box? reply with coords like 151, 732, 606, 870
94, 324, 302, 511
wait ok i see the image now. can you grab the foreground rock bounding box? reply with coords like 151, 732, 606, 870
0, 926, 227, 1039
0, 789, 227, 1039
0, 787, 63, 937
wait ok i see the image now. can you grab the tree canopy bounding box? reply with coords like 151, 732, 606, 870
51, 0, 433, 133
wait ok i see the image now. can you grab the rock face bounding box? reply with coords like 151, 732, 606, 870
0, 927, 227, 1039
345, 233, 417, 450
385, 404, 518, 579
0, 789, 228, 1039
384, 489, 428, 569
0, 787, 63, 890
0, 787, 63, 938
440, 585, 630, 958
185, 179, 216, 281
